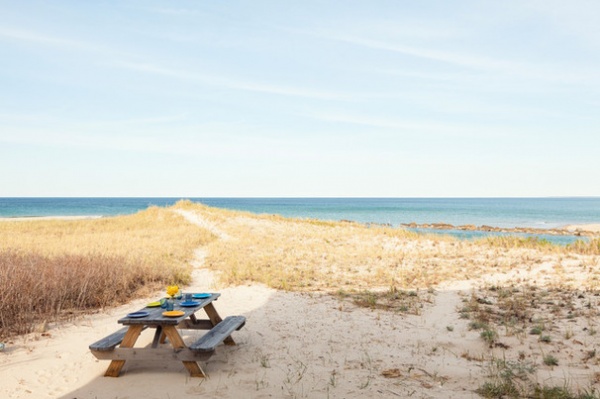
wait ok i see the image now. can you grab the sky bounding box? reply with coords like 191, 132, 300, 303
0, 1, 599, 197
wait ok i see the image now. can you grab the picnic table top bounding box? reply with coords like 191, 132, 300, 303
117, 293, 221, 326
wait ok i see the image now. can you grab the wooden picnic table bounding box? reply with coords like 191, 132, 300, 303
89, 293, 245, 378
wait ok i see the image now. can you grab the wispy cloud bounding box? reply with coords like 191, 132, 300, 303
0, 27, 103, 53
308, 112, 520, 139
0, 27, 79, 47
0, 26, 135, 66
315, 32, 600, 85
0, 126, 247, 157
90, 114, 191, 127
330, 34, 526, 73
0, 123, 339, 163
136, 6, 203, 16
115, 61, 352, 100
0, 26, 356, 101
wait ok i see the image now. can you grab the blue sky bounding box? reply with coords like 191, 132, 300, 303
1, 1, 598, 197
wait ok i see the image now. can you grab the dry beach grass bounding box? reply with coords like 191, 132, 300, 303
174, 200, 600, 291
1, 201, 600, 398
0, 206, 213, 337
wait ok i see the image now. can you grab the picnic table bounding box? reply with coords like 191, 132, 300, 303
89, 293, 245, 378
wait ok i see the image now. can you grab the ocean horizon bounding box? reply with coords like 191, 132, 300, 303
1, 197, 598, 245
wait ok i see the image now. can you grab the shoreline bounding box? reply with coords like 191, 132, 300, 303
402, 222, 600, 236
0, 215, 103, 221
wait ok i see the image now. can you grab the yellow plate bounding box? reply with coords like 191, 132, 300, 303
146, 301, 162, 308
162, 310, 185, 317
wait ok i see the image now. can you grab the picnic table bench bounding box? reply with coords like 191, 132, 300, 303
89, 293, 245, 378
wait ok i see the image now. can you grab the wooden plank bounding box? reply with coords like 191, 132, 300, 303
89, 326, 149, 351
190, 316, 246, 353
178, 319, 214, 330
90, 347, 213, 362
151, 326, 162, 348
203, 303, 236, 345
203, 302, 223, 324
162, 325, 206, 378
104, 325, 144, 377
89, 327, 130, 352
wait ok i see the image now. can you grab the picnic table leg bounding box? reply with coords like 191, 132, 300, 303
151, 326, 163, 348
104, 325, 144, 377
203, 303, 236, 345
162, 325, 206, 378
159, 328, 168, 344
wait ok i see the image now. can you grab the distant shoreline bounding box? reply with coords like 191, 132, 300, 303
0, 215, 102, 221
1, 213, 597, 236
402, 222, 600, 236
1, 198, 599, 231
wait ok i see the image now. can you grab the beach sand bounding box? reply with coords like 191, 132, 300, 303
3, 268, 599, 398
565, 223, 600, 233
0, 270, 483, 399
1, 211, 599, 398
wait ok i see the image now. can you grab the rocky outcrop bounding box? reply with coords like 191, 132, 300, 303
401, 222, 597, 237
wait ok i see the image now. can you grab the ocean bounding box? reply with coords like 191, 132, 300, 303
1, 197, 599, 245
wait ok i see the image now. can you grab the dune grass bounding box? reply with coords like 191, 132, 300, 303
173, 201, 600, 294
567, 238, 600, 255
175, 200, 449, 291
479, 235, 600, 256
0, 206, 214, 338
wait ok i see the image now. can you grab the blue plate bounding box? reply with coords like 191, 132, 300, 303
180, 301, 200, 307
192, 293, 211, 299
127, 311, 149, 318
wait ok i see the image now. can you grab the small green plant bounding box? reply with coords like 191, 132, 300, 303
481, 329, 498, 344
446, 325, 454, 332
469, 321, 488, 330
543, 354, 559, 366
540, 335, 552, 343
530, 385, 599, 398
474, 355, 600, 398
476, 380, 520, 398
530, 325, 544, 335
260, 355, 270, 368
329, 369, 337, 387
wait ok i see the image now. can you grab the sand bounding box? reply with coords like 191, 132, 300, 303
565, 223, 600, 233
3, 268, 598, 398
1, 212, 599, 398
0, 271, 477, 398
